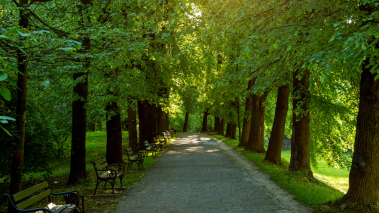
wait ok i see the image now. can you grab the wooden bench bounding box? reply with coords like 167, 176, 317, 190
4, 181, 82, 213
124, 148, 144, 170
90, 158, 125, 195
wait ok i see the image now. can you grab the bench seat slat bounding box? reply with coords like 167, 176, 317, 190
16, 189, 51, 210
35, 204, 77, 213
13, 181, 48, 202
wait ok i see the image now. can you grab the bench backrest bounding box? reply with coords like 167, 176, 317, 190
13, 181, 50, 210
91, 158, 108, 170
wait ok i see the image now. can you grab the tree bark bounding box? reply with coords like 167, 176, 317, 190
246, 91, 268, 153
106, 102, 123, 164
201, 111, 208, 132
230, 123, 237, 139
289, 69, 313, 178
165, 111, 169, 130
225, 122, 232, 137
344, 60, 379, 203
239, 78, 255, 147
9, 0, 29, 196
138, 100, 157, 149
67, 0, 92, 185
265, 84, 290, 164
183, 112, 189, 132
157, 105, 165, 135
214, 116, 220, 132
128, 102, 138, 152
217, 118, 225, 135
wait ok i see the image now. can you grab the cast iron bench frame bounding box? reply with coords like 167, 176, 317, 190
4, 181, 82, 213
90, 158, 125, 195
124, 148, 144, 170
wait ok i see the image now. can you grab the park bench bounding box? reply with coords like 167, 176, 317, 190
143, 140, 157, 158
4, 181, 82, 213
90, 158, 125, 195
124, 148, 144, 170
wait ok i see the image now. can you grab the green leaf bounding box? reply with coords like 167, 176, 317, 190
320, 76, 326, 83
0, 116, 16, 121
0, 120, 8, 124
0, 71, 7, 81
325, 71, 331, 76
0, 87, 11, 101
6, 28, 18, 34
8, 64, 23, 75
273, 43, 279, 49
375, 74, 379, 81
0, 35, 11, 40
362, 43, 367, 50
0, 56, 7, 68
18, 31, 31, 37
0, 124, 12, 136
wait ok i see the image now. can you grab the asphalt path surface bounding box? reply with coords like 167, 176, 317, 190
113, 133, 309, 213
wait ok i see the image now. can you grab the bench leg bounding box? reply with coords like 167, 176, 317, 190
94, 179, 100, 195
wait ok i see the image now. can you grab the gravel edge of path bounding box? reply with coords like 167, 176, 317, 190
209, 135, 314, 213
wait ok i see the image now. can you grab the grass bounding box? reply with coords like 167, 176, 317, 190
0, 131, 178, 213
208, 132, 345, 211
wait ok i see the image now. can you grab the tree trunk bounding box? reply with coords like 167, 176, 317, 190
239, 78, 255, 147
289, 69, 313, 178
225, 122, 232, 137
157, 105, 165, 135
67, 0, 92, 185
183, 112, 189, 132
344, 60, 379, 203
128, 102, 138, 152
201, 111, 208, 132
230, 123, 237, 139
217, 118, 225, 135
265, 84, 290, 164
138, 100, 157, 149
9, 0, 29, 196
105, 102, 123, 164
246, 92, 268, 153
165, 112, 169, 131
214, 116, 220, 132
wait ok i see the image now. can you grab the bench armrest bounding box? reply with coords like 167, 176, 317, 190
51, 191, 80, 206
3, 194, 53, 213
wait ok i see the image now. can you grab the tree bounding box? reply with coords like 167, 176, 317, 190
265, 84, 289, 164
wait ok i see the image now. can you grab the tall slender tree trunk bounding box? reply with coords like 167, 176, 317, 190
239, 78, 255, 147
230, 123, 237, 139
106, 102, 123, 164
9, 0, 29, 197
67, 0, 91, 184
214, 117, 220, 132
201, 111, 208, 132
157, 105, 165, 135
246, 92, 268, 153
344, 60, 379, 203
289, 69, 313, 178
217, 118, 225, 135
138, 100, 157, 149
128, 102, 138, 152
183, 112, 189, 132
165, 111, 169, 130
265, 84, 290, 164
225, 122, 232, 137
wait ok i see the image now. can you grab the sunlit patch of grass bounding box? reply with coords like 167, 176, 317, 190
281, 149, 349, 193
242, 151, 344, 208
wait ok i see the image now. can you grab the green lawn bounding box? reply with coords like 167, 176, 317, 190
281, 149, 349, 193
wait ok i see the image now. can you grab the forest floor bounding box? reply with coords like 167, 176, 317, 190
113, 132, 312, 213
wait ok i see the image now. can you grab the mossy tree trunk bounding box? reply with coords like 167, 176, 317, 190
106, 102, 123, 164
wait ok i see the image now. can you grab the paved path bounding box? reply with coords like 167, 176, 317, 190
113, 133, 309, 213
